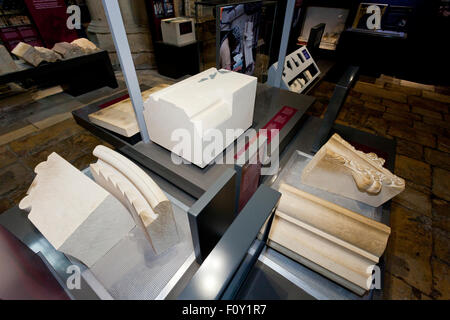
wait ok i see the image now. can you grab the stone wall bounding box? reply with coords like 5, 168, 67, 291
85, 0, 155, 69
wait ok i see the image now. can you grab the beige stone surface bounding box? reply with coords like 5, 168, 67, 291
302, 133, 405, 207
91, 145, 179, 254
88, 84, 169, 137
19, 152, 135, 267
269, 183, 390, 293
354, 82, 407, 103
34, 46, 62, 62
52, 42, 84, 59
11, 42, 43, 67
71, 38, 99, 54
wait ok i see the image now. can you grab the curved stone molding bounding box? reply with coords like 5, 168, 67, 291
19, 152, 135, 268
268, 183, 391, 293
91, 145, 179, 254
302, 133, 405, 207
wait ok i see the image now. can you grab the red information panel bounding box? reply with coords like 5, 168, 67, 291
24, 0, 78, 48
236, 106, 298, 213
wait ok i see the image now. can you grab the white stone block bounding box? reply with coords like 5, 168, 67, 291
143, 68, 257, 168
301, 133, 405, 207
19, 152, 135, 267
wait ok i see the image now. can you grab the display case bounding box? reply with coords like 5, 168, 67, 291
297, 6, 350, 51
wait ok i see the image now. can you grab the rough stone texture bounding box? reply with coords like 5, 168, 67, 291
433, 228, 450, 263
9, 119, 84, 157
0, 145, 17, 168
432, 199, 450, 232
365, 116, 389, 136
0, 162, 33, 196
395, 155, 432, 187
412, 106, 442, 120
383, 112, 413, 126
396, 139, 423, 160
389, 125, 436, 148
392, 185, 431, 217
414, 121, 447, 136
354, 82, 407, 103
387, 204, 433, 295
437, 136, 450, 153
383, 99, 410, 112
424, 148, 450, 171
422, 90, 450, 104
364, 101, 386, 112
385, 83, 422, 97
431, 258, 450, 299
432, 168, 450, 201
409, 96, 449, 114
384, 273, 414, 300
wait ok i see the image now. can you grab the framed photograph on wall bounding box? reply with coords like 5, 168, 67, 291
216, 1, 262, 75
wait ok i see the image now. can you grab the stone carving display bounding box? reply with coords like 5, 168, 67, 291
11, 42, 43, 67
34, 46, 62, 63
90, 145, 179, 254
268, 183, 391, 293
143, 68, 257, 168
71, 38, 100, 54
52, 42, 84, 59
19, 152, 135, 268
88, 84, 170, 137
301, 133, 405, 207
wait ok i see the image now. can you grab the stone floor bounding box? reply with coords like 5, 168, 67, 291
0, 70, 448, 300
309, 75, 450, 300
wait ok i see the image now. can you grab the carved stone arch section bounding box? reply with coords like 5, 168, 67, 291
268, 183, 391, 294
302, 133, 405, 207
19, 152, 135, 268
90, 145, 180, 255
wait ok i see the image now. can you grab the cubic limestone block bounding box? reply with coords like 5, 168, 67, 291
34, 46, 62, 62
143, 68, 257, 168
19, 152, 135, 267
71, 38, 100, 54
11, 42, 43, 67
268, 183, 391, 293
52, 42, 84, 59
302, 133, 405, 207
0, 45, 18, 75
90, 145, 179, 254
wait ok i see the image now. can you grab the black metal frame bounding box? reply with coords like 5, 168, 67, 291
179, 184, 281, 300
0, 50, 118, 96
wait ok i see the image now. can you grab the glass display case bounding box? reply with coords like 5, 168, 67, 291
297, 6, 350, 51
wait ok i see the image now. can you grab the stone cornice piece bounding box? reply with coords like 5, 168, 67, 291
268, 183, 391, 292
91, 145, 179, 254
19, 152, 135, 268
302, 133, 405, 207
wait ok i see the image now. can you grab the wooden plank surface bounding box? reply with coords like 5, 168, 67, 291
88, 84, 170, 137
